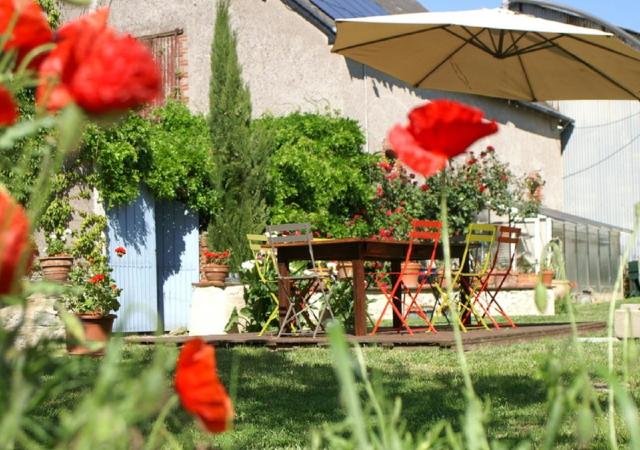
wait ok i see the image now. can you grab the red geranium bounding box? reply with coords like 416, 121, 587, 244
0, 85, 17, 125
388, 100, 498, 177
89, 273, 105, 284
37, 8, 160, 113
0, 189, 31, 295
204, 250, 230, 264
0, 0, 53, 69
175, 338, 234, 433
114, 246, 126, 257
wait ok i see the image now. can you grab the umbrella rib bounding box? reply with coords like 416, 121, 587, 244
487, 29, 499, 54
331, 25, 447, 53
502, 33, 560, 57
458, 26, 495, 55
445, 27, 496, 56
532, 31, 640, 100
565, 34, 640, 63
509, 31, 537, 101
414, 28, 487, 87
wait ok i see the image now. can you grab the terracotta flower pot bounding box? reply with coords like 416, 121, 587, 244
66, 313, 116, 356
40, 255, 73, 282
541, 270, 554, 286
203, 263, 229, 287
401, 261, 421, 289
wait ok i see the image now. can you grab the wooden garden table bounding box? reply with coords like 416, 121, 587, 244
271, 238, 469, 336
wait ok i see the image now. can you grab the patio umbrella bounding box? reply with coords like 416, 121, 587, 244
332, 8, 640, 101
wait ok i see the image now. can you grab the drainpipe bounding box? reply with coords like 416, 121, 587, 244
363, 64, 369, 153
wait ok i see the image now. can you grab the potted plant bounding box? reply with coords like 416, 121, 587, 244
39, 187, 75, 282
62, 214, 123, 355
203, 249, 231, 286
542, 238, 572, 299
39, 233, 74, 282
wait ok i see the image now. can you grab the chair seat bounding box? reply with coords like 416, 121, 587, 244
280, 274, 328, 281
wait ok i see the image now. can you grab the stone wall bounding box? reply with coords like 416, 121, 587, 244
0, 295, 65, 348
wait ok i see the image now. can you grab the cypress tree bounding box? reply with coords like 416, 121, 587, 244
207, 0, 270, 270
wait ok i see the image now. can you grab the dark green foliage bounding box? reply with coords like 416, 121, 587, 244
207, 0, 270, 269
83, 101, 217, 219
257, 112, 374, 237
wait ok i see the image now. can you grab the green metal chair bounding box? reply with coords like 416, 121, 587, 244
431, 223, 497, 332
246, 233, 280, 336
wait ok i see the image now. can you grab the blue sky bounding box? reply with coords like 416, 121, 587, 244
418, 1, 640, 32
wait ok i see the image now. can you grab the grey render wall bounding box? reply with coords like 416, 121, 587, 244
62, 0, 565, 210
555, 100, 640, 258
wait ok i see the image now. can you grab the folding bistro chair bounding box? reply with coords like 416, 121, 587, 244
371, 219, 442, 335
465, 226, 521, 328
246, 234, 281, 336
266, 223, 335, 338
431, 223, 497, 332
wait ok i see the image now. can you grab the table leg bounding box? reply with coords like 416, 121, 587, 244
390, 260, 402, 329
352, 259, 366, 336
277, 261, 290, 329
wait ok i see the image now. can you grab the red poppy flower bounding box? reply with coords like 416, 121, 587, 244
0, 85, 17, 125
467, 158, 478, 166
388, 100, 498, 178
486, 145, 495, 152
0, 189, 31, 295
89, 274, 105, 284
175, 338, 233, 433
375, 184, 383, 198
377, 161, 392, 172
420, 184, 429, 192
0, 0, 53, 69
114, 246, 126, 257
37, 8, 160, 113
478, 183, 487, 193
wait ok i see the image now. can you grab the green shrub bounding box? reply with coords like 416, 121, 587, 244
258, 112, 375, 236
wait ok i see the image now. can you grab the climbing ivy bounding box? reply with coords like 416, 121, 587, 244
83, 101, 217, 220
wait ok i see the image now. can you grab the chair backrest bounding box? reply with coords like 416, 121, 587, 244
459, 223, 498, 277
407, 219, 442, 269
265, 223, 317, 269
246, 233, 278, 283
490, 226, 521, 271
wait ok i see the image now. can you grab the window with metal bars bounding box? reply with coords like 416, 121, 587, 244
138, 29, 185, 107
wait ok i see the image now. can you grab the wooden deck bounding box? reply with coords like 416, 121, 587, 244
125, 322, 606, 349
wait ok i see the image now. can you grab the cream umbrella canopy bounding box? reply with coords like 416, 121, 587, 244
332, 8, 640, 101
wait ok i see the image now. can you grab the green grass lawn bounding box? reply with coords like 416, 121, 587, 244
36, 299, 640, 449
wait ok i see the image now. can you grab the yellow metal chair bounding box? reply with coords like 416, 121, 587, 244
431, 223, 497, 332
246, 233, 280, 336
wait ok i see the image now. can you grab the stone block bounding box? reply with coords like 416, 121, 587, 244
189, 285, 245, 336
614, 305, 640, 338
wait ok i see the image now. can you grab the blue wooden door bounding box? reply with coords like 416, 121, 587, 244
155, 200, 199, 331
107, 187, 159, 332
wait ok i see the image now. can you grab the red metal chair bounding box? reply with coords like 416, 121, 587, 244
371, 219, 442, 335
464, 226, 521, 328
